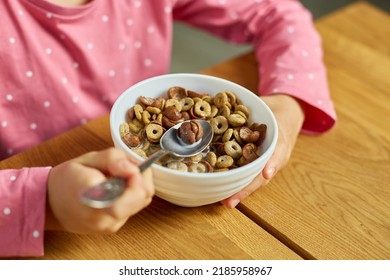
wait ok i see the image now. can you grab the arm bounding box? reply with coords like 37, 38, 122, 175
173, 0, 336, 207
173, 0, 336, 133
0, 148, 154, 257
0, 167, 50, 257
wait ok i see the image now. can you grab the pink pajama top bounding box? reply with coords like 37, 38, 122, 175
0, 0, 336, 256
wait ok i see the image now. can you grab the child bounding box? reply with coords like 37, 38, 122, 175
0, 0, 336, 257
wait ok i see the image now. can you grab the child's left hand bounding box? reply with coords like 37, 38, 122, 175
220, 94, 305, 208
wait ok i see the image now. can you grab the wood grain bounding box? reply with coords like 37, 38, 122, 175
1, 1, 388, 260
237, 2, 390, 259
0, 111, 299, 260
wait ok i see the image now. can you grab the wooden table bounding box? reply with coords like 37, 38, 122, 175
1, 1, 389, 260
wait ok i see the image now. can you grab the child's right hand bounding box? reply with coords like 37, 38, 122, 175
46, 148, 154, 234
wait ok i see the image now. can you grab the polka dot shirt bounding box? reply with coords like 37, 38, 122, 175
0, 0, 336, 256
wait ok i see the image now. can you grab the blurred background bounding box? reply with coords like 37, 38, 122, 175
170, 0, 390, 73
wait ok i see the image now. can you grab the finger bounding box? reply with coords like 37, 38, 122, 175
107, 170, 153, 219
75, 148, 130, 174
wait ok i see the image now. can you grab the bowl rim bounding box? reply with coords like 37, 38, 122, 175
110, 73, 278, 178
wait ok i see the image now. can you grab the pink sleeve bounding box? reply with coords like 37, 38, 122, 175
0, 167, 51, 257
173, 0, 337, 134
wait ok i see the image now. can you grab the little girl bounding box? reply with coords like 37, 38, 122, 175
0, 0, 336, 257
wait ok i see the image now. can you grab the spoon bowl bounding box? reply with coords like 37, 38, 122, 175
81, 120, 213, 208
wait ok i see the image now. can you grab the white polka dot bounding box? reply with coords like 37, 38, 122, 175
230, 11, 238, 20
144, 59, 152, 66
308, 73, 315, 80
108, 70, 116, 77
30, 123, 37, 130
219, 0, 227, 4
45, 48, 52, 55
287, 73, 294, 80
134, 0, 142, 8
43, 101, 51, 108
272, 88, 279, 93
61, 77, 68, 84
87, 42, 94, 50
287, 26, 295, 34
101, 15, 109, 22
7, 149, 13, 155
119, 43, 126, 50
6, 94, 13, 101
302, 50, 308, 57
9, 37, 16, 44
47, 12, 53, 18
26, 71, 33, 78
18, 10, 24, 16
164, 6, 172, 13
126, 19, 134, 26
134, 41, 142, 49
1, 121, 7, 128
3, 208, 11, 215
10, 175, 16, 181
147, 26, 155, 34
72, 96, 79, 103
33, 230, 40, 238
317, 99, 323, 106
73, 62, 79, 68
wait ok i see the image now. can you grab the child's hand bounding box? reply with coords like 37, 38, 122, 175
220, 94, 305, 208
46, 148, 154, 233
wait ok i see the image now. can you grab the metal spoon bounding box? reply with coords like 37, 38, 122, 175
80, 120, 213, 209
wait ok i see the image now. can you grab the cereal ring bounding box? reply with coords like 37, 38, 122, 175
119, 122, 130, 137
180, 97, 194, 111
202, 95, 213, 104
224, 140, 243, 159
205, 152, 217, 167
127, 107, 135, 120
194, 100, 211, 118
164, 105, 182, 121
146, 106, 162, 115
228, 113, 246, 127
142, 110, 152, 125
233, 128, 244, 145
253, 123, 267, 145
210, 105, 218, 118
145, 123, 164, 143
219, 105, 231, 119
225, 91, 237, 105
242, 143, 259, 162
128, 118, 144, 134
221, 128, 234, 143
213, 92, 228, 108
167, 86, 187, 99
188, 161, 212, 173
165, 99, 183, 112
133, 104, 143, 121
215, 155, 234, 168
190, 154, 203, 163
234, 104, 250, 118
239, 126, 260, 143
210, 115, 229, 134
167, 161, 188, 172
122, 134, 141, 147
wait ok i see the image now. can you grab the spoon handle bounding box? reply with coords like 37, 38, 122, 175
80, 149, 169, 209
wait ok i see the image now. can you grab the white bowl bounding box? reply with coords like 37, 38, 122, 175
110, 73, 278, 207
